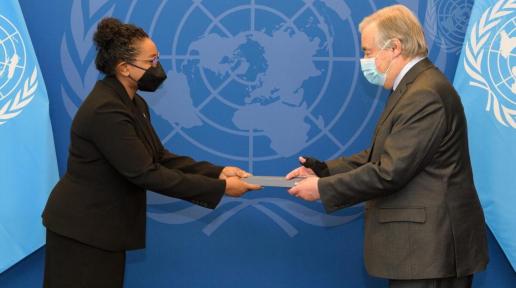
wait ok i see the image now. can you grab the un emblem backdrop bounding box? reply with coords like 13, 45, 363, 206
18, 0, 473, 286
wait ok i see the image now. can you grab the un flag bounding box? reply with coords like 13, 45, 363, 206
0, 0, 58, 272
454, 0, 516, 271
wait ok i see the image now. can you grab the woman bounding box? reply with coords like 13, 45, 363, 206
42, 17, 260, 287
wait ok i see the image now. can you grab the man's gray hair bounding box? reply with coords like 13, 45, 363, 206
359, 5, 428, 58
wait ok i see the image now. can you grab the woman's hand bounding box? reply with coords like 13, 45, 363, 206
219, 166, 251, 180
224, 177, 261, 197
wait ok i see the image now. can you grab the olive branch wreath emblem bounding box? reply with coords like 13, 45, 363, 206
463, 0, 516, 128
0, 12, 39, 126
0, 68, 38, 125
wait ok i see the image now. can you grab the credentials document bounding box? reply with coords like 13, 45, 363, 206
242, 176, 305, 188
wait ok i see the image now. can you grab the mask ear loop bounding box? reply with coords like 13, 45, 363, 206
125, 62, 148, 85
378, 39, 397, 77
116, 61, 139, 86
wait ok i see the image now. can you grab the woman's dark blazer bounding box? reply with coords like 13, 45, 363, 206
43, 76, 226, 251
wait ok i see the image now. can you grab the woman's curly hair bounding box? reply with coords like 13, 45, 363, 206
93, 17, 148, 75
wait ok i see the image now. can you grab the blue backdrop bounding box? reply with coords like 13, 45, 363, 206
1, 0, 515, 287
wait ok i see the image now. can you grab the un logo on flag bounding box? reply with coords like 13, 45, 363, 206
464, 0, 516, 128
0, 14, 38, 125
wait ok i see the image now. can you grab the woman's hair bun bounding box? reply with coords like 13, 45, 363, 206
93, 17, 123, 50
93, 17, 148, 75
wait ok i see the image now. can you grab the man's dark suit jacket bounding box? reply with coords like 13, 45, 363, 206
43, 76, 226, 251
319, 59, 489, 279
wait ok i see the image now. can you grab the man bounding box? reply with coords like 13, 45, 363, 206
286, 5, 488, 287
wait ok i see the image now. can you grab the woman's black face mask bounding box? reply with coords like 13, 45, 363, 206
128, 62, 167, 92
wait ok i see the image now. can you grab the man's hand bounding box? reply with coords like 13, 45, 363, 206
219, 166, 251, 180
288, 176, 320, 201
224, 177, 261, 197
285, 157, 316, 179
